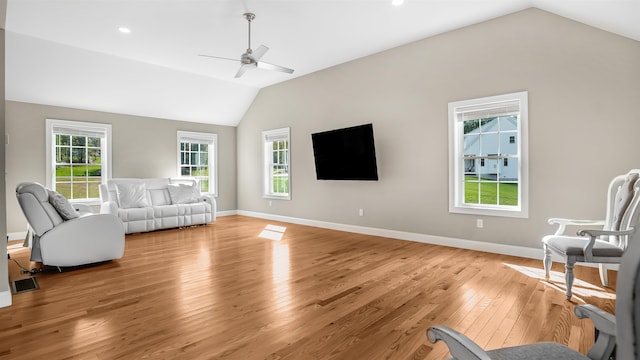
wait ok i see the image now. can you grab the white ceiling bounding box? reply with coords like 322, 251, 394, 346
5, 0, 640, 126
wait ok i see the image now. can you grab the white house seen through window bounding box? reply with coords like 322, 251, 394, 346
177, 131, 217, 195
46, 119, 112, 202
263, 128, 291, 200
448, 91, 528, 218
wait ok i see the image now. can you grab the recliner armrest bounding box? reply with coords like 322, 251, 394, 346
199, 194, 217, 221
100, 201, 119, 215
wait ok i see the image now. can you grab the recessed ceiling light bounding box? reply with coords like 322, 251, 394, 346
392, 0, 404, 5
118, 27, 131, 34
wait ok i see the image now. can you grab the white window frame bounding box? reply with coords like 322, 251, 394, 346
448, 91, 529, 218
177, 131, 218, 196
262, 127, 291, 200
45, 119, 112, 204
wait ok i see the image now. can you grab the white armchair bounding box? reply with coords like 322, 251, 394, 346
16, 182, 125, 268
542, 169, 640, 299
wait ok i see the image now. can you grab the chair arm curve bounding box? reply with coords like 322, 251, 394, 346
547, 218, 605, 236
577, 228, 635, 261
574, 304, 617, 360
548, 218, 605, 226
426, 326, 491, 360
574, 304, 616, 336
577, 228, 635, 238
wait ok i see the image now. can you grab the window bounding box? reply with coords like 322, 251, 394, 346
46, 119, 112, 202
448, 91, 528, 218
263, 127, 291, 200
177, 131, 217, 195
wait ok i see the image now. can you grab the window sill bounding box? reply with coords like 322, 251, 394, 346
450, 204, 528, 218
263, 194, 291, 201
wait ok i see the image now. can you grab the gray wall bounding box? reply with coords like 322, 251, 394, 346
6, 101, 237, 234
237, 8, 640, 250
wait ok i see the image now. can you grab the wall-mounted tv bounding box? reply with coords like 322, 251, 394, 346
311, 123, 379, 181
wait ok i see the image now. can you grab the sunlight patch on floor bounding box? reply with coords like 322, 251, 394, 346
259, 224, 287, 241
504, 263, 616, 300
272, 241, 291, 314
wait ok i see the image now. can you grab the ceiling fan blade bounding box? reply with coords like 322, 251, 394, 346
235, 63, 254, 78
252, 45, 269, 61
198, 54, 240, 63
257, 61, 294, 74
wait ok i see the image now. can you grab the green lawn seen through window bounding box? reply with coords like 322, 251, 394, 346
465, 176, 518, 206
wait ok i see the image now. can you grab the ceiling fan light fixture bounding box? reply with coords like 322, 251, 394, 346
198, 12, 294, 78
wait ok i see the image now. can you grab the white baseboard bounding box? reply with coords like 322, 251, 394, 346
238, 210, 543, 259
236, 210, 613, 270
7, 231, 26, 241
0, 290, 12, 308
216, 210, 238, 217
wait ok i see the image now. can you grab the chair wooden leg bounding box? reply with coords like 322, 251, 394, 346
599, 264, 609, 287
565, 262, 575, 300
543, 245, 552, 279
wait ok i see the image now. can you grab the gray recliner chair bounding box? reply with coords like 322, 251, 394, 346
427, 225, 640, 359
16, 182, 125, 268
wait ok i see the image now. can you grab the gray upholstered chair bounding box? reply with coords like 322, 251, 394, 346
427, 226, 640, 360
16, 182, 125, 269
542, 169, 640, 300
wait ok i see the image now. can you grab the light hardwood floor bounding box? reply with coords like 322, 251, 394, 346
1, 215, 616, 359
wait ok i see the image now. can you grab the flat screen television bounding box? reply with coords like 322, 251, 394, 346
311, 123, 379, 181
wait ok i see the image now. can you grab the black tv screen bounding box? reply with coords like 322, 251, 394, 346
311, 123, 379, 181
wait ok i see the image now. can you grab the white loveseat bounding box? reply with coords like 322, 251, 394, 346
99, 178, 216, 234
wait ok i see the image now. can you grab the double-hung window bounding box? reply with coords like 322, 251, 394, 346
448, 91, 528, 218
177, 131, 217, 195
263, 127, 291, 200
46, 119, 112, 202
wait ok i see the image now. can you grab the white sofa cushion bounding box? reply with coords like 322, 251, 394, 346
148, 189, 171, 206
167, 183, 200, 204
116, 182, 151, 209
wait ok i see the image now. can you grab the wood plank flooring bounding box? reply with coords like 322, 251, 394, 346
0, 215, 616, 359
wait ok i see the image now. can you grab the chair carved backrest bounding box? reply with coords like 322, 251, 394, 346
603, 170, 640, 249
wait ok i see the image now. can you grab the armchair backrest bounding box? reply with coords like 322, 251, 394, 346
16, 182, 64, 236
603, 169, 640, 249
615, 227, 640, 359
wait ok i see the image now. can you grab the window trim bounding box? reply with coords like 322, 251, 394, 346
177, 131, 218, 196
448, 91, 529, 218
262, 127, 291, 200
45, 118, 112, 204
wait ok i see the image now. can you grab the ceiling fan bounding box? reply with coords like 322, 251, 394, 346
199, 12, 294, 78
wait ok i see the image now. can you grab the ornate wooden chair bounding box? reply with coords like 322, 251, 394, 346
427, 225, 640, 360
542, 169, 640, 300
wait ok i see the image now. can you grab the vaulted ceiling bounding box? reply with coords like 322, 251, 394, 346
5, 0, 639, 126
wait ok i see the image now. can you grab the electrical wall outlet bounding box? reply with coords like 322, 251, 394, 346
359, 208, 364, 216
476, 219, 483, 228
